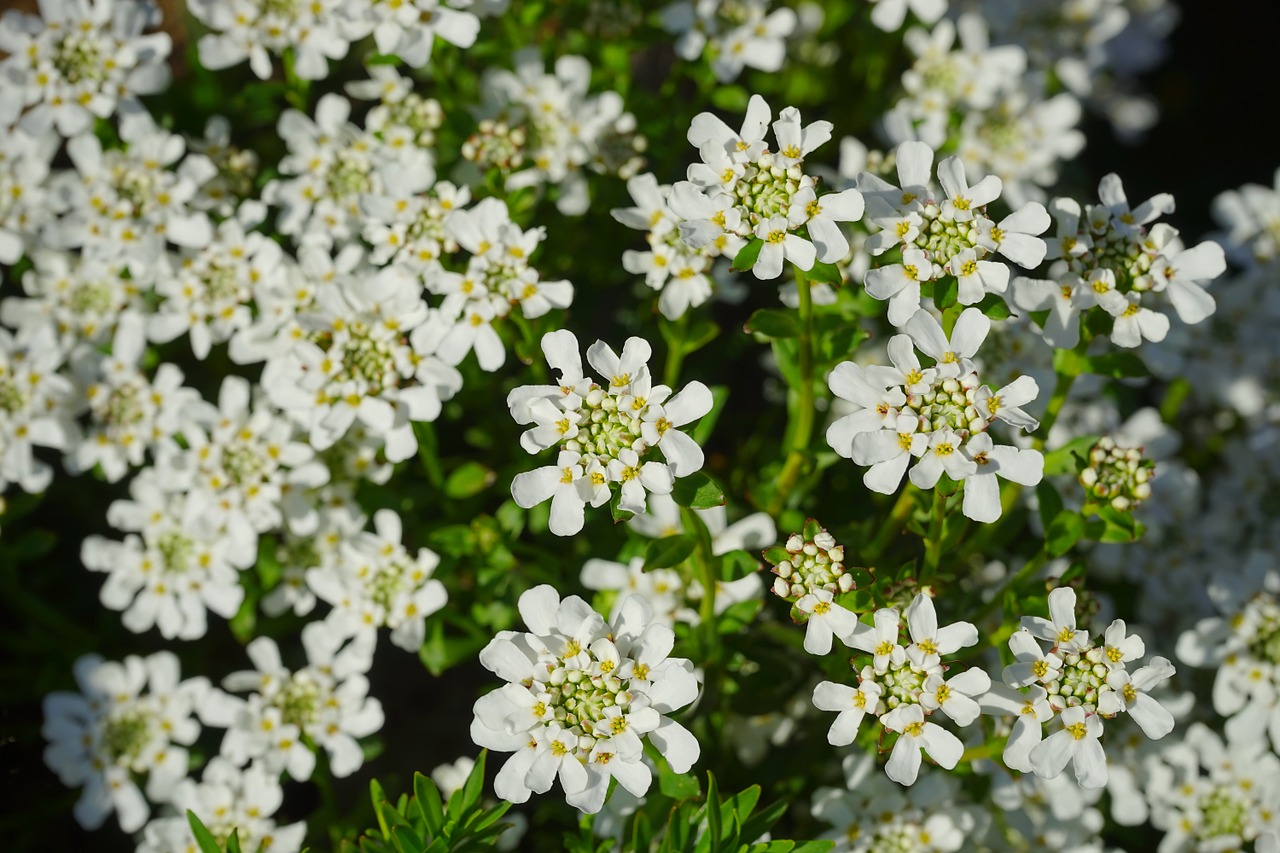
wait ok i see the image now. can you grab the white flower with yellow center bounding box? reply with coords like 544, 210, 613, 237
472, 586, 700, 814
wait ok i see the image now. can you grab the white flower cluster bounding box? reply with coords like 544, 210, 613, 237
810, 593, 989, 786
472, 585, 701, 813
881, 15, 1083, 207
42, 651, 210, 832
612, 173, 734, 320
1078, 435, 1155, 511
508, 330, 712, 536
206, 623, 384, 781
769, 525, 857, 603
1178, 555, 1280, 753
468, 49, 645, 215
676, 95, 865, 280
659, 0, 798, 82
0, 0, 171, 137
190, 0, 487, 81
858, 140, 1049, 325
1014, 174, 1226, 349
983, 587, 1176, 789
825, 307, 1044, 521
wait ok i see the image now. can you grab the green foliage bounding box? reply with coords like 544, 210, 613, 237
355, 753, 514, 853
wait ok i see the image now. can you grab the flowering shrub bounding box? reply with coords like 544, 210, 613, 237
6, 1, 1280, 851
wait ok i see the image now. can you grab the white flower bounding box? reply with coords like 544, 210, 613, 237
0, 0, 172, 136
42, 651, 211, 832
811, 680, 884, 746
306, 508, 448, 652
1022, 587, 1090, 655
209, 623, 384, 780
660, 0, 798, 82
508, 331, 712, 536
137, 758, 307, 853
881, 703, 964, 786
82, 468, 248, 639
796, 589, 869, 655
0, 127, 56, 263
1030, 706, 1107, 789
834, 308, 1042, 515
869, 0, 947, 32
361, 0, 481, 67
190, 0, 368, 81
0, 325, 76, 493
676, 95, 862, 280
472, 586, 701, 814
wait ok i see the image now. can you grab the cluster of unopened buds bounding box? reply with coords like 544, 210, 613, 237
1079, 436, 1154, 511
768, 523, 856, 602
462, 119, 527, 172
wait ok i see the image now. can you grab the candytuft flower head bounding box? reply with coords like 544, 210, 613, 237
508, 330, 713, 536
472, 585, 701, 814
675, 95, 865, 280
1079, 436, 1155, 512
825, 307, 1044, 520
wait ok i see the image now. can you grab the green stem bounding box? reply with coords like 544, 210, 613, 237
921, 489, 947, 581
413, 421, 445, 489
767, 266, 817, 515
281, 48, 311, 112
863, 486, 917, 563
682, 507, 718, 635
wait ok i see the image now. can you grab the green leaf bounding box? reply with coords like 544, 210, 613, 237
187, 811, 223, 853
391, 824, 425, 853
444, 461, 496, 500
732, 237, 764, 272
685, 318, 721, 353
706, 773, 722, 853
659, 762, 701, 801
817, 320, 866, 363
745, 843, 795, 853
720, 550, 760, 581
1045, 511, 1084, 558
225, 830, 243, 853
975, 293, 1013, 320
934, 276, 959, 310
371, 779, 392, 839
672, 472, 725, 509
744, 308, 801, 339
1036, 481, 1064, 533
805, 260, 842, 285
1052, 346, 1088, 378
1086, 351, 1149, 379
644, 534, 697, 569
1042, 434, 1098, 476
738, 799, 789, 847
1093, 505, 1143, 543
457, 748, 488, 818
762, 546, 790, 566
414, 772, 445, 836
610, 490, 634, 523
791, 843, 837, 853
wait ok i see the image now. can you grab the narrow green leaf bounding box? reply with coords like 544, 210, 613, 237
791, 842, 837, 853
744, 308, 801, 339
644, 534, 697, 569
187, 811, 223, 853
805, 260, 842, 285
731, 237, 764, 272
414, 772, 445, 836
458, 749, 487, 816
371, 779, 392, 839
225, 829, 243, 853
738, 799, 789, 845
706, 773, 722, 852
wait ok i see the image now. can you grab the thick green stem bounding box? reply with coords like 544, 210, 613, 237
921, 489, 947, 581
864, 486, 917, 563
682, 507, 718, 635
413, 422, 445, 489
664, 313, 688, 389
768, 266, 817, 515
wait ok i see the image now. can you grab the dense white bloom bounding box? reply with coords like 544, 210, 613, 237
137, 758, 307, 853
67, 313, 202, 482
826, 308, 1043, 518
508, 331, 712, 535
1014, 174, 1225, 349
360, 0, 481, 67
42, 651, 210, 832
811, 593, 986, 786
580, 553, 761, 630
859, 141, 1048, 324
677, 95, 863, 280
1177, 553, 1280, 753
190, 0, 368, 81
148, 203, 285, 359
49, 113, 215, 263
266, 93, 430, 248
207, 623, 384, 780
81, 467, 249, 639
0, 127, 56, 263
0, 325, 76, 493
659, 0, 798, 82
261, 265, 461, 461
306, 508, 448, 651
985, 588, 1176, 789
0, 0, 172, 136
472, 585, 701, 813
433, 197, 573, 371
470, 49, 644, 215
188, 115, 261, 216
